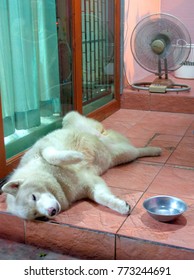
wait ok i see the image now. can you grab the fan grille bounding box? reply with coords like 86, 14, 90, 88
131, 13, 191, 74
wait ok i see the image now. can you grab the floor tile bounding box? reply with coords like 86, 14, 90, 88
102, 162, 162, 191
185, 121, 194, 137
126, 123, 159, 140
148, 165, 194, 199
141, 111, 194, 128
167, 136, 194, 167
101, 120, 133, 137
102, 109, 149, 137
124, 110, 194, 139
129, 122, 189, 138
117, 193, 194, 250
102, 109, 148, 124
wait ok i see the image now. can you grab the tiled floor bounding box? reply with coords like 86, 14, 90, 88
1, 108, 194, 259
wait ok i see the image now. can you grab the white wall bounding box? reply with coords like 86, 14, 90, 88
124, 0, 160, 85
161, 0, 194, 43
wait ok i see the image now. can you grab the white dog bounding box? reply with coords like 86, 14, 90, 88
2, 111, 161, 220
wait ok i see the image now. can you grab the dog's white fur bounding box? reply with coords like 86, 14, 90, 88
2, 111, 161, 220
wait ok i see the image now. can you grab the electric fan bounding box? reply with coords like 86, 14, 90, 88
130, 13, 191, 93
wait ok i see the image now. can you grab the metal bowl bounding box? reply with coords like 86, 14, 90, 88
143, 195, 187, 222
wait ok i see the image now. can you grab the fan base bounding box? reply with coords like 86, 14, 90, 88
149, 78, 174, 93
132, 78, 190, 93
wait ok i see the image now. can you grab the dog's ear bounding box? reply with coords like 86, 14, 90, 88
2, 180, 24, 196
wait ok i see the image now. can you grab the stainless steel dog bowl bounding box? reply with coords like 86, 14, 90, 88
143, 195, 187, 222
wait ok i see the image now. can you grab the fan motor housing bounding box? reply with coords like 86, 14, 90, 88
151, 39, 166, 55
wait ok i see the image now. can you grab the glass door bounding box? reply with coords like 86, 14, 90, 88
81, 0, 120, 115
0, 0, 121, 179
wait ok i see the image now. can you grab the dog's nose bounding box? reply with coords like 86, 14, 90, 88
48, 207, 57, 216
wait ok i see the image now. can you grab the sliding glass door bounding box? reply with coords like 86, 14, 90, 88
0, 0, 121, 179
0, 0, 74, 160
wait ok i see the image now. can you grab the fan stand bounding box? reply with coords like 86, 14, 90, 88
132, 78, 191, 93
132, 58, 191, 93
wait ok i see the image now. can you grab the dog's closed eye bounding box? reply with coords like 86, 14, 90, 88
32, 194, 36, 201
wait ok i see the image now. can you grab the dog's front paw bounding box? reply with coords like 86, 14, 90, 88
42, 147, 84, 166
68, 151, 84, 163
118, 201, 131, 215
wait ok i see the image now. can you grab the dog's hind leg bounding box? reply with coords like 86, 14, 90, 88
107, 142, 161, 167
136, 146, 162, 158
87, 176, 130, 215
100, 130, 161, 167
41, 147, 84, 166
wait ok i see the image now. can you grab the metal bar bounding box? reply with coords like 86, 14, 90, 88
95, 0, 98, 86
100, 0, 103, 86
92, 0, 96, 89
158, 57, 162, 78
105, 0, 108, 88
97, 0, 101, 85
164, 58, 168, 79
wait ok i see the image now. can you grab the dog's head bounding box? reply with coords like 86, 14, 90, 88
2, 179, 61, 220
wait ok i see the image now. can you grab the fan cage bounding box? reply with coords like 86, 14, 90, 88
130, 13, 191, 75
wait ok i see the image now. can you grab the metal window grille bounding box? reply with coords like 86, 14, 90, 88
82, 0, 114, 105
